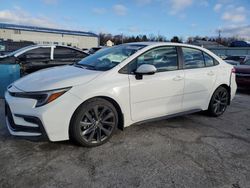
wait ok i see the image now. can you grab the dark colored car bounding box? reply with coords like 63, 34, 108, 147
0, 45, 88, 97
225, 55, 250, 65
88, 47, 102, 54
0, 40, 35, 55
235, 59, 250, 89
0, 45, 88, 74
225, 60, 240, 66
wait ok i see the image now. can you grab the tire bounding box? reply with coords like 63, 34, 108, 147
208, 86, 229, 117
70, 98, 118, 147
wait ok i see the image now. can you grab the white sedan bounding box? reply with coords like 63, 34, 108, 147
4, 42, 237, 147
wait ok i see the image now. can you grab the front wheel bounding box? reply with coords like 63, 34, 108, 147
70, 98, 118, 147
208, 87, 229, 117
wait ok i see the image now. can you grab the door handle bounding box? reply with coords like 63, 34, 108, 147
173, 75, 183, 81
207, 71, 215, 76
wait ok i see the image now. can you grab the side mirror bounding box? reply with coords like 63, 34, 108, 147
134, 64, 157, 80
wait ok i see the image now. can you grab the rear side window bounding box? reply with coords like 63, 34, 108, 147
203, 53, 214, 67
54, 47, 75, 59
183, 47, 205, 69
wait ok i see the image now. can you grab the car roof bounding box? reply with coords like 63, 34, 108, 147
11, 44, 86, 57
123, 41, 208, 50
120, 42, 217, 58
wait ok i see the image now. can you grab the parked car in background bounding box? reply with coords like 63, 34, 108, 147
224, 55, 250, 65
0, 40, 35, 55
0, 45, 88, 97
5, 42, 236, 147
235, 59, 250, 89
88, 47, 102, 54
225, 60, 240, 66
0, 45, 88, 74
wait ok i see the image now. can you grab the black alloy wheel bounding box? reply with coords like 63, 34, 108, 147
70, 98, 118, 147
208, 87, 229, 117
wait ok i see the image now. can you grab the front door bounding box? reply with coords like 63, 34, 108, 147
128, 46, 184, 122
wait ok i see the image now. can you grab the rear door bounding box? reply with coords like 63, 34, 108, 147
128, 46, 184, 121
181, 47, 218, 110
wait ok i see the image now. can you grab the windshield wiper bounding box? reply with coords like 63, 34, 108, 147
74, 64, 96, 70
74, 64, 86, 69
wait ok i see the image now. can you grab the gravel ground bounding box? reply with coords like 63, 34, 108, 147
0, 92, 250, 188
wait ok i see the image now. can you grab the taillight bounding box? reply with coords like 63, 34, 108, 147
231, 67, 236, 74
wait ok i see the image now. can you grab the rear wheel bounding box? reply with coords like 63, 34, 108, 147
70, 98, 118, 147
208, 86, 229, 117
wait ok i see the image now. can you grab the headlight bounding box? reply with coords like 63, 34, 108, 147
9, 87, 71, 107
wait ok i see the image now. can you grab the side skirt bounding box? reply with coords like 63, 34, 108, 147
131, 109, 202, 126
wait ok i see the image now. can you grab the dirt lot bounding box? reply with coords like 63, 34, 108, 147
0, 92, 250, 188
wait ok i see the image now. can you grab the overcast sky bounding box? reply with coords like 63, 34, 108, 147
0, 0, 249, 39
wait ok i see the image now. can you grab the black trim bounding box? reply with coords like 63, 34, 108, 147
131, 109, 202, 126
5, 102, 49, 141
177, 46, 184, 69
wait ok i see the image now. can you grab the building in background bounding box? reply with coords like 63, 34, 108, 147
0, 40, 35, 54
0, 23, 99, 50
106, 40, 114, 47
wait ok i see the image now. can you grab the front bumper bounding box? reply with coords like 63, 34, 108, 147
4, 88, 82, 141
5, 102, 48, 140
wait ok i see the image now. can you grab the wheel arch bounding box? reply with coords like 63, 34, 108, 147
69, 96, 124, 138
212, 84, 231, 105
218, 84, 231, 105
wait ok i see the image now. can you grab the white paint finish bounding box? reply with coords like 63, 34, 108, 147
182, 66, 217, 110
129, 70, 184, 121
5, 90, 83, 141
4, 42, 237, 142
13, 65, 103, 92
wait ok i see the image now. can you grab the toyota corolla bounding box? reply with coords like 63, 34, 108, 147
4, 42, 237, 147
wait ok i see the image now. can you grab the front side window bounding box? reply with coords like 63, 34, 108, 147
129, 47, 178, 73
183, 47, 205, 69
20, 47, 51, 61
77, 44, 146, 71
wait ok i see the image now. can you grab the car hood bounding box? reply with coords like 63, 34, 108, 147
235, 65, 250, 73
13, 65, 103, 92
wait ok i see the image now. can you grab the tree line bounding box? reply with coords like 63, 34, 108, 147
99, 33, 243, 47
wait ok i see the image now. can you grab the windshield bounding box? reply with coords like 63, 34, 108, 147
76, 44, 146, 71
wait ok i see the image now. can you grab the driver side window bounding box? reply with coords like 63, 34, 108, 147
130, 47, 179, 73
